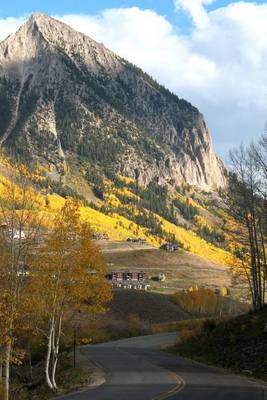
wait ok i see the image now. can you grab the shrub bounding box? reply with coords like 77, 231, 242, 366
219, 287, 229, 297
229, 332, 237, 345
172, 288, 218, 315
127, 314, 144, 337
202, 318, 217, 333
175, 319, 205, 331
178, 327, 202, 343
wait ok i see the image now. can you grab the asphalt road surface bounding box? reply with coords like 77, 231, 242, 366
58, 332, 266, 400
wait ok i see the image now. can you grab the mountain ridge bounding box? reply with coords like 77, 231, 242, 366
0, 13, 226, 189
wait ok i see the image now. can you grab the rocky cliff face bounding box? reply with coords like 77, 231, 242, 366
0, 13, 226, 189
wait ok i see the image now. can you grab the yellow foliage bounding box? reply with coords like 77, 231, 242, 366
194, 215, 212, 231
106, 193, 121, 208
0, 170, 159, 246
79, 206, 159, 246
219, 287, 229, 297
46, 194, 66, 210
173, 287, 218, 314
158, 215, 237, 266
115, 187, 139, 200
117, 175, 135, 185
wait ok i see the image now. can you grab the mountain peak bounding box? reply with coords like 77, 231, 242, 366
30, 12, 49, 20
27, 12, 70, 31
29, 12, 50, 22
0, 14, 226, 189
27, 12, 57, 29
25, 13, 70, 38
22, 13, 101, 52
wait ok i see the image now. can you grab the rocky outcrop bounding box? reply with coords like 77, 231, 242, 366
0, 13, 226, 189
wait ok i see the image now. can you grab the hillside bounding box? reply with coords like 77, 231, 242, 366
171, 307, 267, 381
108, 290, 191, 323
0, 13, 226, 189
0, 151, 243, 279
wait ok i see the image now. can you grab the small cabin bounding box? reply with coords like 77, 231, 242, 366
160, 242, 179, 252
158, 272, 166, 282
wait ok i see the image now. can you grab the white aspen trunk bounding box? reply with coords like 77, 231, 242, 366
51, 319, 57, 391
5, 343, 11, 400
51, 314, 63, 390
51, 357, 58, 391
45, 321, 55, 391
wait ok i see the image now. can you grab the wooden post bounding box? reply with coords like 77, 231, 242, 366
73, 328, 76, 368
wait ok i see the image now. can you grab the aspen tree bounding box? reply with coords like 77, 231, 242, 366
32, 199, 111, 391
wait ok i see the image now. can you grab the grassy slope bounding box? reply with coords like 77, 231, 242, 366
172, 307, 267, 381
103, 243, 232, 293
108, 290, 191, 323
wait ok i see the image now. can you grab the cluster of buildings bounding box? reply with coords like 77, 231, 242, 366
126, 237, 147, 244
108, 271, 150, 291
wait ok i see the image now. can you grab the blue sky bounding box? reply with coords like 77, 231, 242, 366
1, 0, 266, 16
1, 0, 263, 31
1, 0, 265, 24
0, 1, 266, 159
0, 0, 228, 18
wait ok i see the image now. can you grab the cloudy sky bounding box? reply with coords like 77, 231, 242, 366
0, 0, 266, 160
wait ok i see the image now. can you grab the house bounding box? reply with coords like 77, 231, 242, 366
160, 242, 179, 252
126, 237, 147, 244
158, 272, 166, 282
0, 224, 26, 240
12, 229, 26, 240
92, 232, 109, 241
111, 271, 124, 282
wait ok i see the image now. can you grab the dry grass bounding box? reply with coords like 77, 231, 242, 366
103, 242, 233, 293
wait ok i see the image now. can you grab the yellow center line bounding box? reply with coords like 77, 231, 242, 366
152, 371, 186, 400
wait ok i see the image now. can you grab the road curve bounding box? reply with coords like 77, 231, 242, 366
58, 332, 266, 400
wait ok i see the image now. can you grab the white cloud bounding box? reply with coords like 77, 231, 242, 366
58, 4, 267, 157
174, 0, 216, 29
0, 16, 25, 42
59, 8, 217, 90
0, 3, 266, 158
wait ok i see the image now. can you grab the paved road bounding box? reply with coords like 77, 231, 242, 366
58, 332, 266, 400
